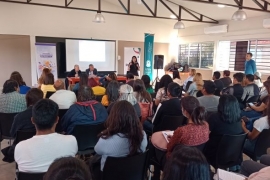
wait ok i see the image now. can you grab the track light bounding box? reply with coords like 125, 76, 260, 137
93, 12, 105, 23
232, 9, 247, 21
174, 21, 185, 29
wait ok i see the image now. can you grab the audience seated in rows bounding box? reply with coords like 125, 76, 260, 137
101, 81, 119, 106
144, 82, 182, 133
38, 68, 51, 88
133, 79, 153, 121
88, 78, 106, 95
162, 145, 211, 180
254, 72, 263, 88
242, 74, 260, 101
107, 84, 141, 117
155, 75, 173, 106
242, 97, 270, 156
204, 95, 243, 168
172, 70, 183, 86
10, 71, 31, 94
241, 154, 270, 179
126, 73, 135, 87
1, 88, 43, 163
220, 70, 232, 88
15, 99, 78, 173
0, 79, 27, 113
183, 68, 196, 90
62, 86, 108, 135
186, 73, 204, 96
49, 79, 76, 109
222, 72, 244, 103
73, 73, 88, 93
141, 74, 154, 94
41, 73, 56, 98
198, 80, 220, 112
93, 100, 147, 177
44, 157, 92, 180
212, 71, 224, 91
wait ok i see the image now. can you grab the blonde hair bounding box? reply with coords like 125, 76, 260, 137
190, 69, 196, 76
193, 73, 204, 90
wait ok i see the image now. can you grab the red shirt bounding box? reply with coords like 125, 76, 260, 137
167, 122, 209, 156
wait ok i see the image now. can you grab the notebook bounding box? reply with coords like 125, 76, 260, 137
162, 131, 174, 143
217, 169, 246, 180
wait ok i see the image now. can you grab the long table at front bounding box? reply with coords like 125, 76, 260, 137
68, 76, 127, 85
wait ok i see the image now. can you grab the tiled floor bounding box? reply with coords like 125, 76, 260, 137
0, 140, 16, 180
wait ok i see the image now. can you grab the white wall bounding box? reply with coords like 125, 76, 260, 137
0, 2, 178, 85
177, 15, 270, 79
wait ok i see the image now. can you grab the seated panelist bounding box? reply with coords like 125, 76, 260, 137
86, 64, 98, 77
68, 65, 82, 78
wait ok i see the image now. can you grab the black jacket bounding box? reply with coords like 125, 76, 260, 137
85, 68, 98, 76
67, 69, 82, 77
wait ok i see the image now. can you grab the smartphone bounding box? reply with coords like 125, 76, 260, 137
248, 103, 254, 107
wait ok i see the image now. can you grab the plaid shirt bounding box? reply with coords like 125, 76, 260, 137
0, 92, 27, 113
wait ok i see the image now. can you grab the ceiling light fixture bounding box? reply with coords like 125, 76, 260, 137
170, 14, 177, 19
217, 4, 225, 8
174, 21, 185, 29
93, 12, 105, 23
231, 9, 247, 21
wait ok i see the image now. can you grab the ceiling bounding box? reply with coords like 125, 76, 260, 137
2, 0, 270, 27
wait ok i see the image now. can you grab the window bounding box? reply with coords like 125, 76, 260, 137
217, 40, 270, 73
178, 42, 214, 69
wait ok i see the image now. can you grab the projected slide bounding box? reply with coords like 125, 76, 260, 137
66, 39, 116, 72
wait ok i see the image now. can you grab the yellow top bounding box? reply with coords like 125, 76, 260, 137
41, 84, 56, 98
92, 86, 106, 96
101, 95, 109, 106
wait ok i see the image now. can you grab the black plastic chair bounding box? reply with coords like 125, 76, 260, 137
95, 95, 103, 102
56, 109, 68, 133
246, 95, 260, 104
102, 150, 149, 180
72, 123, 105, 155
45, 91, 55, 98
244, 129, 270, 161
153, 115, 185, 132
0, 113, 17, 149
17, 172, 45, 180
14, 130, 36, 145
214, 133, 247, 170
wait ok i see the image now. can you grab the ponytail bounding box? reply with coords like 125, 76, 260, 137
191, 106, 206, 125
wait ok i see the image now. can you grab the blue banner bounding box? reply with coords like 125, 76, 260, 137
144, 33, 154, 80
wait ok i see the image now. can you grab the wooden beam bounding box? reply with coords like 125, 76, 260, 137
154, 0, 157, 16
141, 0, 155, 16
118, 0, 128, 13
253, 0, 265, 9
159, 0, 179, 19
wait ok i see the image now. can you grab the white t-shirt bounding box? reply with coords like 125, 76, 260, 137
15, 133, 78, 172
254, 116, 270, 132
49, 90, 77, 109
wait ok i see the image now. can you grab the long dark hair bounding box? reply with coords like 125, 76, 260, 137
131, 56, 137, 64
181, 96, 206, 125
141, 75, 152, 89
168, 82, 181, 97
79, 73, 89, 87
77, 86, 94, 102
101, 101, 143, 156
163, 145, 210, 180
106, 81, 120, 103
159, 75, 173, 95
172, 70, 180, 79
10, 71, 26, 86
133, 79, 152, 102
108, 72, 117, 81
43, 73, 54, 85
218, 95, 241, 124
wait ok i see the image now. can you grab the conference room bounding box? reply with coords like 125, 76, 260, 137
0, 0, 270, 180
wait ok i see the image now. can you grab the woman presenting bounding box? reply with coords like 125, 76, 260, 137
128, 56, 140, 76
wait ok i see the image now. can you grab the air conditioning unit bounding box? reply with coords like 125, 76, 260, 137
204, 24, 228, 35
263, 19, 270, 29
